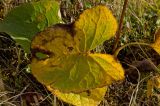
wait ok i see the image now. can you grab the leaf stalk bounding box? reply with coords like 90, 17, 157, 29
112, 0, 129, 53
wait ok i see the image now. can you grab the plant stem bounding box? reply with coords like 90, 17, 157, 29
113, 42, 151, 57
112, 0, 129, 53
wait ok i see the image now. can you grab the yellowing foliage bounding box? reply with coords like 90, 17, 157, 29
147, 75, 160, 98
31, 5, 124, 105
31, 24, 78, 58
147, 79, 153, 98
31, 53, 124, 92
74, 6, 117, 52
151, 29, 160, 54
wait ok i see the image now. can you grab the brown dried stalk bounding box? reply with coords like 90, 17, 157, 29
112, 0, 129, 53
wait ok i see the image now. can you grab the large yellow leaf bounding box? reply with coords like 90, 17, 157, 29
74, 5, 117, 52
31, 5, 124, 94
47, 86, 107, 106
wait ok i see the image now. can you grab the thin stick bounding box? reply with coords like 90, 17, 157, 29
112, 0, 129, 53
113, 42, 150, 57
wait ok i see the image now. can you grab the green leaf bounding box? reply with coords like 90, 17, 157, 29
0, 0, 61, 53
74, 5, 117, 52
47, 86, 107, 106
14, 37, 31, 52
